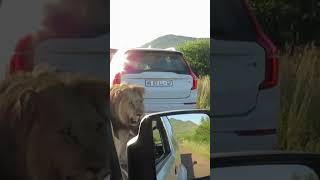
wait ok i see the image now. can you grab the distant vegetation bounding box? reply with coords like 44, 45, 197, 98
197, 76, 210, 110
279, 44, 320, 152
169, 118, 198, 140
177, 39, 210, 77
170, 116, 210, 158
250, 0, 320, 47
141, 34, 198, 49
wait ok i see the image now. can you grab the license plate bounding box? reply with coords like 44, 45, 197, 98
145, 80, 173, 87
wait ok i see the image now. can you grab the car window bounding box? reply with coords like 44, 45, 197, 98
152, 119, 171, 165
123, 51, 190, 74
212, 0, 256, 41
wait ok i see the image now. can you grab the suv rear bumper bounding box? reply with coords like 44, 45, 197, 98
144, 90, 198, 113
212, 86, 280, 153
145, 103, 197, 113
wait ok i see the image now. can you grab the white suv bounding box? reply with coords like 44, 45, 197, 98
212, 0, 280, 153
110, 48, 198, 113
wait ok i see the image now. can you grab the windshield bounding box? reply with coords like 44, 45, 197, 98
122, 51, 190, 74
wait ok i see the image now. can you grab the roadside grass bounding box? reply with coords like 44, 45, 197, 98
177, 117, 210, 159
197, 75, 210, 109
180, 140, 210, 159
279, 44, 320, 152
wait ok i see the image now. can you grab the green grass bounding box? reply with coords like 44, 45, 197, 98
197, 75, 210, 109
180, 140, 210, 159
279, 44, 320, 152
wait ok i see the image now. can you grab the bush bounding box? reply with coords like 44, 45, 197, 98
250, 0, 320, 47
197, 76, 210, 109
177, 39, 210, 76
279, 44, 320, 152
192, 116, 210, 144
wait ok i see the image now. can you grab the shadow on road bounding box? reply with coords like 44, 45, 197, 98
181, 152, 210, 180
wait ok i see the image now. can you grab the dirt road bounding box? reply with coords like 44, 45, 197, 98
180, 145, 210, 179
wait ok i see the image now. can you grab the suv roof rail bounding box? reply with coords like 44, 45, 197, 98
165, 47, 176, 51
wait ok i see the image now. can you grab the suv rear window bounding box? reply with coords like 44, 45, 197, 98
212, 0, 256, 41
123, 51, 190, 74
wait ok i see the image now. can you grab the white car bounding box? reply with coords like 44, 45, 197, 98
212, 0, 280, 153
110, 48, 198, 113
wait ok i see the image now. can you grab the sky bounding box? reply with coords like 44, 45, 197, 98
169, 114, 209, 125
110, 0, 210, 49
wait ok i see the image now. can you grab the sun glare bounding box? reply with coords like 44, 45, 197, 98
110, 0, 210, 49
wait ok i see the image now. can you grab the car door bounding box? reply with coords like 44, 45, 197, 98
161, 116, 187, 180
152, 117, 177, 180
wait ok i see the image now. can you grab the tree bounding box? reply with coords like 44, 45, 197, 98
177, 39, 210, 77
193, 116, 210, 143
250, 0, 320, 47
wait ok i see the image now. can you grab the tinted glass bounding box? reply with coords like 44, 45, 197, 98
123, 51, 190, 74
152, 121, 166, 164
212, 0, 256, 41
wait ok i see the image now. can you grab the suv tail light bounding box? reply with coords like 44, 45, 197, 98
9, 35, 34, 74
191, 72, 198, 90
185, 60, 198, 90
112, 72, 122, 85
242, 0, 279, 90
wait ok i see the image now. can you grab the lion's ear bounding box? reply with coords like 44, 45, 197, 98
131, 86, 145, 96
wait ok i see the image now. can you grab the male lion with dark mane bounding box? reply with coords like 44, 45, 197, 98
110, 84, 145, 180
0, 68, 121, 180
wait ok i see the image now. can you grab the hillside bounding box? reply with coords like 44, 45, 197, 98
169, 118, 198, 139
141, 34, 198, 49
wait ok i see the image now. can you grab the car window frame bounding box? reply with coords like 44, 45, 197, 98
152, 117, 172, 173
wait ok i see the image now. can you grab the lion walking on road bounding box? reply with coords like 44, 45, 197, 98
110, 84, 145, 179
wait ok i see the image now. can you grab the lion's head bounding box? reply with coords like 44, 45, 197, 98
0, 69, 121, 180
110, 84, 145, 134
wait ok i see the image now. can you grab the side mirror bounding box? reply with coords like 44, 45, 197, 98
127, 114, 156, 180
127, 109, 211, 180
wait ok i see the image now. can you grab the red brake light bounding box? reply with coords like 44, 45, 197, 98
191, 72, 198, 90
259, 56, 278, 89
9, 35, 34, 74
112, 72, 121, 85
185, 59, 198, 90
242, 0, 279, 89
9, 54, 29, 74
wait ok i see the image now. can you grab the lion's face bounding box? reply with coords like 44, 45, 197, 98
111, 85, 145, 130
26, 83, 114, 180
